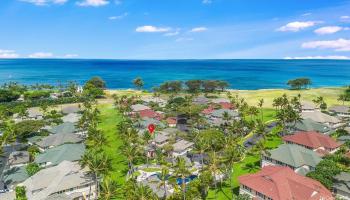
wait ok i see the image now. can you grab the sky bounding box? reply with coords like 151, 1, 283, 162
0, 0, 350, 59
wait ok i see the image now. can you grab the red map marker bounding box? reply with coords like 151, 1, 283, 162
148, 124, 156, 135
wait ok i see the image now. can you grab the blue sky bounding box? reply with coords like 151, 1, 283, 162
0, 0, 350, 59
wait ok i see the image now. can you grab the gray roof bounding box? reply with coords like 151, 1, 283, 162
210, 109, 239, 118
62, 113, 81, 123
265, 144, 322, 169
338, 135, 350, 142
292, 118, 330, 133
173, 140, 194, 152
48, 122, 77, 134
0, 191, 15, 200
141, 175, 170, 198
131, 104, 150, 112
329, 105, 350, 114
211, 98, 230, 103
333, 172, 350, 194
8, 151, 29, 166
61, 104, 81, 114
154, 131, 170, 144
301, 101, 316, 110
22, 160, 93, 200
193, 96, 209, 105
27, 108, 43, 118
35, 143, 85, 166
36, 133, 83, 149
135, 117, 165, 129
301, 111, 341, 124
2, 166, 29, 187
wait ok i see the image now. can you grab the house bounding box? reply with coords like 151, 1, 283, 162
61, 113, 81, 123
211, 98, 230, 104
219, 102, 234, 109
193, 96, 210, 105
154, 131, 171, 147
210, 109, 239, 119
329, 105, 350, 117
19, 160, 96, 200
7, 151, 30, 168
35, 143, 85, 167
261, 144, 322, 175
61, 104, 81, 114
238, 166, 333, 200
333, 172, 350, 200
142, 96, 167, 107
48, 122, 77, 135
301, 101, 317, 112
134, 117, 165, 130
289, 118, 330, 134
301, 111, 342, 128
139, 109, 163, 120
27, 108, 43, 120
131, 104, 151, 112
141, 174, 173, 198
166, 117, 177, 128
283, 131, 341, 155
2, 166, 29, 190
36, 133, 84, 151
172, 140, 194, 157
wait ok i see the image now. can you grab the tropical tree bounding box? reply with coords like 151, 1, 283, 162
122, 143, 141, 178
258, 99, 264, 121
158, 166, 170, 199
15, 186, 27, 200
99, 177, 119, 200
207, 151, 221, 200
173, 157, 191, 200
80, 150, 113, 199
133, 77, 144, 90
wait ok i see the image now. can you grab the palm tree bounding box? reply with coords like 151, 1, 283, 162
246, 106, 259, 121
125, 180, 158, 200
193, 138, 209, 170
158, 166, 169, 199
255, 119, 268, 141
122, 143, 141, 178
338, 94, 347, 105
99, 177, 119, 200
80, 150, 112, 199
223, 144, 245, 199
207, 151, 221, 200
258, 99, 264, 121
173, 157, 191, 200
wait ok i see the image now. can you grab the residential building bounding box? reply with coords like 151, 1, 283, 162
329, 105, 350, 117
7, 151, 30, 168
166, 117, 177, 128
301, 101, 317, 112
2, 166, 29, 190
61, 104, 81, 114
261, 144, 322, 175
35, 143, 85, 167
283, 131, 341, 155
333, 172, 350, 200
131, 104, 151, 112
48, 122, 77, 135
36, 132, 84, 151
142, 96, 167, 107
20, 161, 96, 200
238, 166, 333, 200
172, 140, 194, 157
289, 118, 330, 134
301, 111, 342, 128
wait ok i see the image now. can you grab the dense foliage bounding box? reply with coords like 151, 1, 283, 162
287, 78, 311, 90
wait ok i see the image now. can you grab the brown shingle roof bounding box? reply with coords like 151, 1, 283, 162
283, 131, 340, 150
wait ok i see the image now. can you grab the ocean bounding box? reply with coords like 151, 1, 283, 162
0, 59, 349, 90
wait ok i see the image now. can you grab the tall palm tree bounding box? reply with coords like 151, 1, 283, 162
258, 99, 264, 121
99, 177, 119, 200
80, 150, 112, 200
125, 180, 158, 200
158, 166, 169, 199
207, 151, 221, 200
222, 144, 245, 199
173, 157, 191, 200
122, 143, 141, 178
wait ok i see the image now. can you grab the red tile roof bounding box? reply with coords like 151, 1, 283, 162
202, 105, 215, 115
139, 109, 163, 120
283, 131, 340, 150
219, 102, 234, 109
238, 166, 333, 200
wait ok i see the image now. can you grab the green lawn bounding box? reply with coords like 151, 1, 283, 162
98, 104, 128, 184
245, 108, 277, 123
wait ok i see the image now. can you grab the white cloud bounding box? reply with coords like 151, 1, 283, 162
109, 12, 128, 20
341, 16, 350, 19
0, 49, 19, 59
28, 52, 54, 58
314, 26, 346, 35
277, 21, 321, 32
164, 31, 179, 37
302, 38, 350, 52
19, 0, 67, 6
302, 13, 312, 16
190, 27, 208, 32
284, 55, 350, 60
202, 0, 212, 4
136, 25, 171, 33
77, 0, 109, 7
62, 54, 79, 58
175, 37, 193, 42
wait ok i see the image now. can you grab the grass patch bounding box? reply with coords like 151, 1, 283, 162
98, 104, 128, 184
